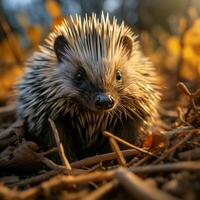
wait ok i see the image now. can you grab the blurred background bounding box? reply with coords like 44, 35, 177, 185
0, 0, 200, 106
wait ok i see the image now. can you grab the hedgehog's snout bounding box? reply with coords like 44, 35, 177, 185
95, 94, 115, 110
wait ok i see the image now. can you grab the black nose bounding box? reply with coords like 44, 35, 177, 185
95, 94, 115, 110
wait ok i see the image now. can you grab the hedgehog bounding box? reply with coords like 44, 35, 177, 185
16, 13, 160, 162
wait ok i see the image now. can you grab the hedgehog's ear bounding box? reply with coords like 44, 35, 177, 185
120, 35, 133, 59
54, 35, 69, 62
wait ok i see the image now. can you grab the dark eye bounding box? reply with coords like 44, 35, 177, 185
75, 68, 85, 83
116, 71, 122, 81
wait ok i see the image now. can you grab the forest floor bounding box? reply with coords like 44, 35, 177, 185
0, 82, 199, 200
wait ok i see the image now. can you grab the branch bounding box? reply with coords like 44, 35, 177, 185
48, 118, 72, 170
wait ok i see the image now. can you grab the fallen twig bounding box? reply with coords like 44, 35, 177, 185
48, 118, 72, 170
14, 171, 115, 199
108, 137, 126, 167
115, 167, 180, 200
40, 157, 87, 175
177, 147, 200, 160
0, 120, 24, 149
153, 130, 195, 164
130, 161, 200, 174
9, 170, 59, 188
162, 126, 193, 139
39, 147, 58, 157
104, 131, 158, 158
70, 149, 138, 168
131, 156, 149, 167
81, 179, 119, 200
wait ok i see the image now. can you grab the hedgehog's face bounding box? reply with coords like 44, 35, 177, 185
72, 67, 116, 111
53, 31, 134, 113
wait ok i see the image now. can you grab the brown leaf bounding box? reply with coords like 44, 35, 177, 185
143, 132, 169, 154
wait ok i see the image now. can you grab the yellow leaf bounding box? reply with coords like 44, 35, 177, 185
27, 25, 43, 48
184, 18, 200, 55
182, 46, 198, 65
45, 0, 61, 19
166, 36, 180, 55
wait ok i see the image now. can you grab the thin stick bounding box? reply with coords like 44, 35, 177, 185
126, 157, 139, 167
41, 157, 86, 176
48, 118, 72, 170
109, 138, 126, 166
130, 161, 200, 174
41, 157, 69, 173
116, 168, 179, 200
39, 147, 58, 157
131, 156, 149, 167
153, 130, 195, 164
104, 131, 158, 158
178, 148, 200, 160
19, 171, 115, 199
162, 126, 193, 139
81, 180, 119, 200
71, 149, 138, 168
9, 170, 59, 188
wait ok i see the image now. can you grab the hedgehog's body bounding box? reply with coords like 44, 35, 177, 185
16, 14, 160, 161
